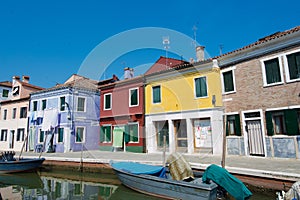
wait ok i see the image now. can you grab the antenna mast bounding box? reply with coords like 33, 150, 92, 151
163, 36, 170, 68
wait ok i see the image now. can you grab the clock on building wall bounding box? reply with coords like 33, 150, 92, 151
12, 86, 20, 96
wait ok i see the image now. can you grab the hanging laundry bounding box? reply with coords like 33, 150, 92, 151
41, 109, 59, 131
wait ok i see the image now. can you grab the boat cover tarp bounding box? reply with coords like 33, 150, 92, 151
111, 162, 166, 178
166, 152, 194, 181
202, 164, 252, 200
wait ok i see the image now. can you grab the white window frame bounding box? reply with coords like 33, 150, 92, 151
283, 49, 300, 83
104, 93, 112, 110
129, 88, 139, 107
38, 129, 45, 144
57, 127, 64, 143
127, 122, 139, 143
102, 124, 112, 143
41, 99, 47, 110
152, 85, 162, 104
261, 55, 284, 87
75, 126, 85, 143
76, 96, 86, 112
16, 128, 25, 142
194, 76, 208, 99
221, 66, 236, 94
0, 129, 8, 141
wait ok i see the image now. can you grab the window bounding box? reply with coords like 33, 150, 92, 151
75, 127, 85, 143
129, 88, 138, 107
155, 121, 169, 148
100, 125, 112, 143
104, 93, 112, 110
12, 108, 16, 119
3, 109, 7, 120
20, 107, 27, 118
39, 130, 45, 143
42, 100, 47, 110
222, 70, 235, 93
12, 86, 19, 96
2, 89, 9, 97
195, 76, 208, 98
152, 85, 161, 104
262, 57, 283, 86
125, 123, 138, 143
57, 128, 64, 143
60, 97, 66, 111
0, 130, 7, 141
33, 101, 38, 111
77, 97, 86, 112
266, 109, 299, 136
286, 51, 300, 81
16, 128, 25, 142
226, 115, 241, 136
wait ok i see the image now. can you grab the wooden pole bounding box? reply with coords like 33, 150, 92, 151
163, 135, 166, 167
221, 115, 227, 168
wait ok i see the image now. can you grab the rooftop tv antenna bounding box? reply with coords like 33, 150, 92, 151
163, 36, 170, 68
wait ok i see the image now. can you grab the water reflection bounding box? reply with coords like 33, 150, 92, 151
0, 170, 160, 200
0, 170, 276, 200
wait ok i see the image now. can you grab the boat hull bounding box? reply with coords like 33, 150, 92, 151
113, 168, 217, 200
0, 158, 45, 174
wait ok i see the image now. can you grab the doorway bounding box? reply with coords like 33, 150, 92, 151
173, 120, 187, 153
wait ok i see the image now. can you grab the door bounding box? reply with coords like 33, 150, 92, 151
174, 120, 187, 153
246, 120, 265, 156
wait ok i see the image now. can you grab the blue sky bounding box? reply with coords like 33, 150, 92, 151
0, 0, 299, 88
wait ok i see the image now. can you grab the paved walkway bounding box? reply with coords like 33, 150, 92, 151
20, 150, 300, 181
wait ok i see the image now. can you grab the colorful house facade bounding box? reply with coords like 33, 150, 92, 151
219, 26, 300, 159
0, 76, 43, 151
145, 57, 224, 155
29, 74, 100, 153
99, 74, 145, 153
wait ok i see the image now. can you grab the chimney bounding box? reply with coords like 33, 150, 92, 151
196, 46, 205, 62
124, 67, 134, 79
12, 76, 20, 85
22, 75, 30, 83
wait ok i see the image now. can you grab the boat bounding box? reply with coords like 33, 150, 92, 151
111, 152, 252, 200
110, 161, 218, 200
0, 151, 45, 174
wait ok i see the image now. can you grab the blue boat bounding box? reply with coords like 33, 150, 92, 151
0, 151, 45, 174
111, 161, 218, 200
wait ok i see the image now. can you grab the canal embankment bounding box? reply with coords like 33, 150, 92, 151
20, 150, 300, 191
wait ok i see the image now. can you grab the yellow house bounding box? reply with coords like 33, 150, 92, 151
145, 59, 224, 155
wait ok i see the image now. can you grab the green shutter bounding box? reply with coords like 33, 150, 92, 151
225, 117, 229, 136
287, 52, 300, 80
100, 126, 105, 142
284, 109, 299, 136
132, 124, 138, 142
130, 89, 138, 106
124, 125, 130, 143
265, 111, 274, 136
106, 126, 111, 142
223, 71, 234, 92
235, 114, 241, 136
153, 86, 161, 103
265, 58, 281, 84
195, 77, 207, 97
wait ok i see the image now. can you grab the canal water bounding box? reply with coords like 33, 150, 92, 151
0, 169, 278, 200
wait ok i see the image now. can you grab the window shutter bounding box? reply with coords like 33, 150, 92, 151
265, 111, 274, 136
124, 125, 130, 143
225, 117, 229, 136
106, 126, 111, 142
223, 71, 234, 92
132, 124, 138, 142
130, 89, 138, 106
284, 109, 299, 136
235, 114, 241, 136
265, 58, 281, 84
100, 126, 105, 142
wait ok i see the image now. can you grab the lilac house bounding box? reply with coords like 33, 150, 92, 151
29, 74, 100, 153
